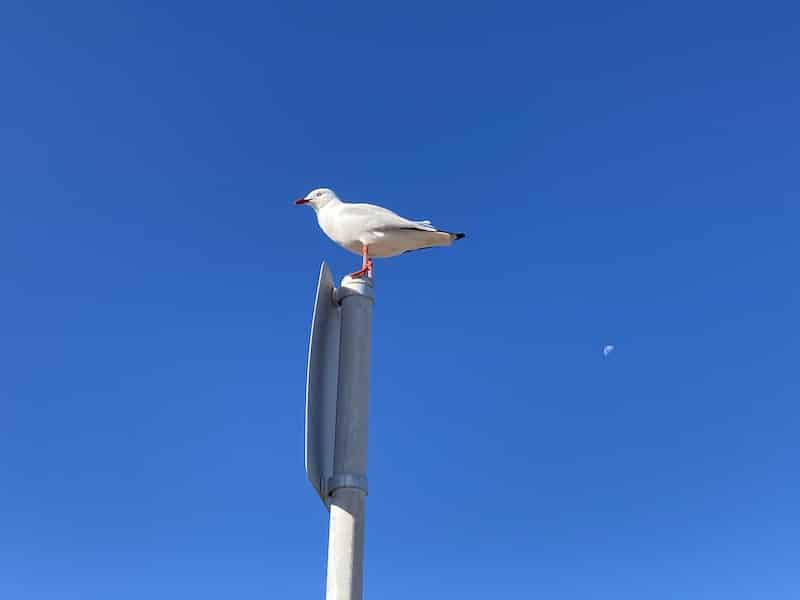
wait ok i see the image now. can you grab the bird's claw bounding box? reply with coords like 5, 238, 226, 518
348, 259, 373, 279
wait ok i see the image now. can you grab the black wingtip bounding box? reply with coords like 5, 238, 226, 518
454, 232, 466, 241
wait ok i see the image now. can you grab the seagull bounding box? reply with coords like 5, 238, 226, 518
295, 188, 465, 278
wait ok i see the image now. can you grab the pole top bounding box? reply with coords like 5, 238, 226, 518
336, 275, 375, 304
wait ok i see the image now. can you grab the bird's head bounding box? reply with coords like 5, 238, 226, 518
295, 188, 338, 211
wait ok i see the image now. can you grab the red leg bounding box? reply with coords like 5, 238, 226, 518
348, 245, 373, 278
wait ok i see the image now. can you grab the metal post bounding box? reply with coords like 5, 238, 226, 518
325, 275, 374, 600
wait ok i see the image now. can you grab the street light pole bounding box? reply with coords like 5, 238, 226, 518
326, 274, 373, 600
306, 267, 374, 600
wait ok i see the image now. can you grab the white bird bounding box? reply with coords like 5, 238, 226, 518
603, 345, 615, 357
295, 188, 465, 278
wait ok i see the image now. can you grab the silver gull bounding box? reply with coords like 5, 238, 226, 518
295, 188, 465, 278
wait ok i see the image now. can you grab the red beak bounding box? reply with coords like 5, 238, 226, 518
295, 197, 310, 205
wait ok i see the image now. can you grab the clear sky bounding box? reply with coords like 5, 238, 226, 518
2, 2, 798, 598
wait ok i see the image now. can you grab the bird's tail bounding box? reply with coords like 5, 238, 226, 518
450, 232, 466, 241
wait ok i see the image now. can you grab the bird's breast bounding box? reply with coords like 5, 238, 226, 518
316, 209, 363, 256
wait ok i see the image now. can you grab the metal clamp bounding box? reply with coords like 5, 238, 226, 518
328, 473, 368, 495
333, 277, 375, 305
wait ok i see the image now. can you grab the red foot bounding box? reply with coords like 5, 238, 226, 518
348, 259, 373, 279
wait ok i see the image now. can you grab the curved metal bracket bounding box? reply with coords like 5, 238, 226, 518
305, 262, 340, 508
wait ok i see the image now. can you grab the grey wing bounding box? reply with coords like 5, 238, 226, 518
342, 203, 440, 232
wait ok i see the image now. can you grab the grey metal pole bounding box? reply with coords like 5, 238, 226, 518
325, 275, 374, 600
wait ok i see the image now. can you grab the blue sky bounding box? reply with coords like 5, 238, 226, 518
2, 1, 799, 598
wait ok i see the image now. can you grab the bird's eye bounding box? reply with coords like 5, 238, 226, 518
316, 192, 323, 197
